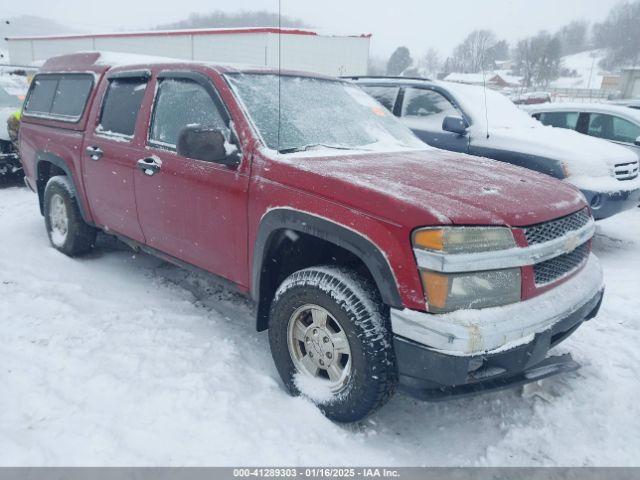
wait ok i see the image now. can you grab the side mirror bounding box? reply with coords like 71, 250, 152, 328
177, 126, 240, 166
442, 115, 469, 135
635, 136, 640, 146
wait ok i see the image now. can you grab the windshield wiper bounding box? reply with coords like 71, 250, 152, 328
278, 143, 358, 154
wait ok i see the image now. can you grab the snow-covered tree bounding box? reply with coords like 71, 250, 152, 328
593, 0, 640, 69
386, 47, 413, 75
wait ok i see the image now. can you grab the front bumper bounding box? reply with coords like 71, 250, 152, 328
582, 187, 640, 219
391, 254, 604, 399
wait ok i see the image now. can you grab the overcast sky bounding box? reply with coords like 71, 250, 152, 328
3, 0, 623, 58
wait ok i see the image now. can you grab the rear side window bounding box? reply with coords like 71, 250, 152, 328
24, 74, 93, 121
98, 78, 148, 138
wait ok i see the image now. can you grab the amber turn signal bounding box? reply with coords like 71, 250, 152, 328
420, 270, 450, 309
413, 229, 444, 251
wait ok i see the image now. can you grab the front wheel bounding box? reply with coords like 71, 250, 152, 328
268, 266, 398, 422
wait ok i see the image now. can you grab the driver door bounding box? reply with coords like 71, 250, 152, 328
133, 71, 249, 285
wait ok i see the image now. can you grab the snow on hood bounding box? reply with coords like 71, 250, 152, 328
440, 81, 638, 191
266, 148, 587, 227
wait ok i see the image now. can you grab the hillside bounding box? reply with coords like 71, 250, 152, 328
551, 49, 609, 89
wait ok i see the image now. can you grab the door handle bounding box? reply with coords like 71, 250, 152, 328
86, 146, 103, 160
137, 157, 162, 176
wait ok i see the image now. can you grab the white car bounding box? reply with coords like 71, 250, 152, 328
525, 103, 640, 156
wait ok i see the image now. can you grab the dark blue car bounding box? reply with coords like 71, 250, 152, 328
350, 77, 640, 220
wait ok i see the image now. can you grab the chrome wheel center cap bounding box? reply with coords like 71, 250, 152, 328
304, 326, 336, 368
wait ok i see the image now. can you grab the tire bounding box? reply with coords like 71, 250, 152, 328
269, 265, 398, 422
43, 175, 96, 256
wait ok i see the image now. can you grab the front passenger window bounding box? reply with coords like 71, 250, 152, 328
612, 116, 640, 144
539, 112, 579, 130
401, 88, 458, 119
150, 78, 227, 148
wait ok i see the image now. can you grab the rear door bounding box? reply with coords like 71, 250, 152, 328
133, 71, 250, 285
83, 71, 150, 242
398, 87, 469, 152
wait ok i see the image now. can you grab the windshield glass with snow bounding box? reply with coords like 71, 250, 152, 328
225, 73, 426, 153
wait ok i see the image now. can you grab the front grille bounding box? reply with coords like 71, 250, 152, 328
614, 160, 639, 181
533, 242, 590, 286
523, 208, 591, 245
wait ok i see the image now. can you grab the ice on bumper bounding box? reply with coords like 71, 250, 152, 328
391, 254, 604, 355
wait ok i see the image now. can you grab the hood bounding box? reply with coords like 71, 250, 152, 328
263, 148, 587, 228
470, 122, 637, 179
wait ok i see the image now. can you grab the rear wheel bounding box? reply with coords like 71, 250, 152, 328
269, 266, 398, 422
44, 176, 96, 256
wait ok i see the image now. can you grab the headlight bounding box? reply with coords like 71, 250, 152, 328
420, 268, 521, 313
413, 227, 520, 313
413, 227, 516, 253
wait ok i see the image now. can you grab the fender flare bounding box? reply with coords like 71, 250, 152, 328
252, 208, 403, 330
35, 152, 91, 222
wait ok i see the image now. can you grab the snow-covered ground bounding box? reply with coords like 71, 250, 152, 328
0, 179, 639, 466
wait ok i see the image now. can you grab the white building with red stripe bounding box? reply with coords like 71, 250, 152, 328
6, 27, 371, 76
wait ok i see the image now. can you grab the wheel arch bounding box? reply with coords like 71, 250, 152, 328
252, 208, 403, 331
35, 152, 91, 222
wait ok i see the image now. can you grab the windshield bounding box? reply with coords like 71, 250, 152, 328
0, 87, 23, 110
225, 73, 425, 153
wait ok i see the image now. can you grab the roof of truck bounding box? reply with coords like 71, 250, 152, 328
39, 51, 337, 80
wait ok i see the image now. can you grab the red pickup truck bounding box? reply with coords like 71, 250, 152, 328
20, 52, 604, 422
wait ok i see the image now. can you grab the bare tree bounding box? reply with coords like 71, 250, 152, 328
514, 31, 562, 87
557, 20, 589, 55
450, 30, 505, 73
593, 0, 640, 70
420, 48, 442, 77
